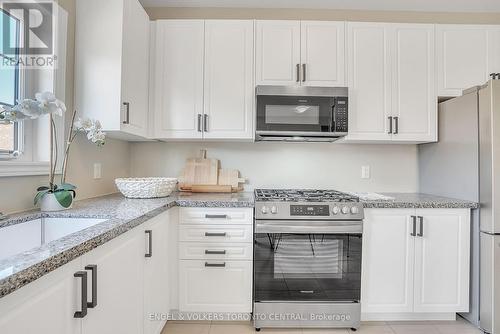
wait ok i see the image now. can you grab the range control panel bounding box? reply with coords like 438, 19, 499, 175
290, 205, 329, 216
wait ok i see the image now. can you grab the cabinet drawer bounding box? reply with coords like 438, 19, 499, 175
179, 208, 253, 225
179, 225, 253, 243
179, 260, 252, 313
179, 242, 253, 260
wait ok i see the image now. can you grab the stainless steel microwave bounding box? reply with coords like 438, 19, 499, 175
255, 86, 348, 142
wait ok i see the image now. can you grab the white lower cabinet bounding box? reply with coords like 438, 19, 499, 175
361, 208, 470, 320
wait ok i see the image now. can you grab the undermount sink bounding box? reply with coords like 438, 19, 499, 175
0, 217, 107, 262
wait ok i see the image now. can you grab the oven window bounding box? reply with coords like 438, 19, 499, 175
265, 105, 320, 125
254, 233, 362, 302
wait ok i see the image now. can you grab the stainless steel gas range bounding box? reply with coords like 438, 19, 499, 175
253, 189, 364, 331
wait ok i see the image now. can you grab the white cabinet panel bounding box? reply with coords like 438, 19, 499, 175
153, 20, 204, 139
489, 28, 500, 74
81, 229, 144, 334
179, 207, 253, 225
392, 24, 437, 142
203, 20, 254, 139
179, 224, 253, 243
300, 21, 345, 87
143, 213, 170, 334
179, 242, 253, 260
346, 22, 392, 141
179, 260, 252, 313
437, 25, 490, 96
256, 20, 301, 85
0, 259, 82, 334
413, 209, 470, 313
361, 209, 415, 313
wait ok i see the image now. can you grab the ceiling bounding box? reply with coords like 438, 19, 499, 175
139, 0, 500, 13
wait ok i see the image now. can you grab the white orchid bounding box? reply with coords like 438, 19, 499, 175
0, 91, 66, 122
74, 117, 106, 147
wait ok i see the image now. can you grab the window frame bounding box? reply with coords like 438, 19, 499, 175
0, 7, 24, 159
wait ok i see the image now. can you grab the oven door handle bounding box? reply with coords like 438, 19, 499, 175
255, 220, 363, 234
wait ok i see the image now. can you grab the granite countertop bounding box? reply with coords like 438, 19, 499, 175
361, 193, 479, 209
0, 192, 254, 299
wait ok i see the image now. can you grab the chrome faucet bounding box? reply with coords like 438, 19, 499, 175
0, 212, 8, 221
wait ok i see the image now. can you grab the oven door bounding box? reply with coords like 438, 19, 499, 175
256, 95, 335, 134
254, 221, 362, 303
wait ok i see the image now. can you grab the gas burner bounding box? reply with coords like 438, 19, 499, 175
254, 189, 359, 202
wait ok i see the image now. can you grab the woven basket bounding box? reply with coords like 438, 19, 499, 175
115, 177, 178, 199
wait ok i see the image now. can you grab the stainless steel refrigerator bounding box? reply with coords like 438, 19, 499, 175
419, 79, 500, 334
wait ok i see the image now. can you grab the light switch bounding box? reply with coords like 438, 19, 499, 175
361, 166, 370, 179
93, 163, 102, 179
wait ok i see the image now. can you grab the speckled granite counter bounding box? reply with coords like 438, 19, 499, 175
361, 193, 479, 209
0, 192, 254, 298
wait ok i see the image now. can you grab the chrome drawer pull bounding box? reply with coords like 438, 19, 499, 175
205, 232, 227, 237
205, 214, 228, 219
205, 250, 226, 255
205, 262, 226, 268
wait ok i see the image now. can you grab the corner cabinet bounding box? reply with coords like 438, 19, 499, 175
152, 20, 254, 141
255, 20, 345, 87
361, 208, 470, 320
75, 0, 150, 140
345, 22, 437, 143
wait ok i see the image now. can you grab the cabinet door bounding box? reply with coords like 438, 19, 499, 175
437, 25, 490, 96
0, 258, 82, 334
346, 22, 392, 141
361, 209, 415, 314
154, 20, 204, 139
203, 20, 254, 140
489, 27, 500, 74
82, 228, 144, 334
179, 260, 252, 313
391, 24, 437, 142
120, 0, 150, 137
256, 20, 301, 85
300, 21, 346, 87
413, 209, 470, 313
143, 213, 170, 334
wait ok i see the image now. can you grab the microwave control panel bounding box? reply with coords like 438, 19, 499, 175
334, 97, 348, 133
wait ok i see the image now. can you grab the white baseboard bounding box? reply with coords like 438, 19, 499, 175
362, 312, 457, 321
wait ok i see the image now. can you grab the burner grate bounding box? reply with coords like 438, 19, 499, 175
254, 189, 359, 202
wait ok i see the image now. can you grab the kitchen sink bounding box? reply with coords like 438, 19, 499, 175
0, 217, 107, 262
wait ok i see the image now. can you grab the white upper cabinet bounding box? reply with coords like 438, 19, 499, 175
256, 20, 301, 86
489, 27, 500, 74
203, 20, 254, 140
346, 22, 437, 143
75, 0, 150, 139
437, 25, 492, 96
391, 24, 437, 142
346, 22, 392, 141
300, 21, 346, 86
153, 20, 204, 139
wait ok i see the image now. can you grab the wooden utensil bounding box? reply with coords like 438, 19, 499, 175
218, 169, 246, 188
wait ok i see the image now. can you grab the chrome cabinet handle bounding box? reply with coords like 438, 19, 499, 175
84, 265, 97, 308
197, 114, 202, 132
145, 230, 152, 257
205, 250, 226, 255
203, 114, 209, 132
205, 232, 227, 237
394, 117, 399, 134
417, 216, 424, 237
122, 102, 130, 124
205, 262, 226, 268
388, 116, 393, 134
296, 64, 300, 82
410, 216, 416, 236
205, 214, 228, 219
302, 64, 306, 82
74, 271, 88, 318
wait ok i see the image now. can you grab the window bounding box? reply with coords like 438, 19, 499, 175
0, 8, 21, 157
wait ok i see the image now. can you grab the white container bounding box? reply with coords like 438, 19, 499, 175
40, 193, 73, 212
115, 177, 178, 198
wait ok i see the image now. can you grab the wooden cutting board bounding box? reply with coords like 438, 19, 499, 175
179, 150, 219, 188
218, 169, 246, 188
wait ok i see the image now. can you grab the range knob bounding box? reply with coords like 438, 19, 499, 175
261, 206, 269, 214
332, 206, 340, 215
341, 206, 350, 214
351, 206, 359, 214
271, 206, 278, 214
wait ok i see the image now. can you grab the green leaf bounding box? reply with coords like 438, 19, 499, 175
54, 190, 73, 208
34, 190, 50, 205
58, 183, 76, 191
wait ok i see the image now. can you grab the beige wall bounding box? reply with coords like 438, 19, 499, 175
145, 7, 500, 23
0, 0, 130, 214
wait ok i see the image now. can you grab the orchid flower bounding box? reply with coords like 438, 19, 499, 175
74, 117, 106, 147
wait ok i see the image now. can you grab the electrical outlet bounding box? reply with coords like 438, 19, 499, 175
361, 166, 370, 179
93, 163, 102, 179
